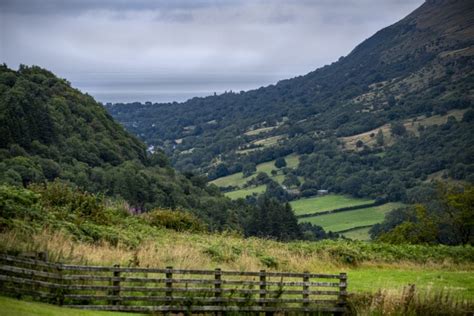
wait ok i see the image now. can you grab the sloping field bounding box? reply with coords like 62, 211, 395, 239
290, 194, 374, 216
300, 203, 403, 232
341, 226, 372, 241
340, 109, 467, 150
210, 154, 299, 188
225, 185, 266, 199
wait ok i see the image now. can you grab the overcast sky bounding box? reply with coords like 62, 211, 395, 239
0, 0, 423, 103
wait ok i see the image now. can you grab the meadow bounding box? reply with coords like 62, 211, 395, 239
225, 185, 266, 199
290, 194, 375, 216
211, 154, 299, 189
341, 226, 372, 241
299, 203, 404, 233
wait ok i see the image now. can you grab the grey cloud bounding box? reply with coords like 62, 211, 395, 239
0, 0, 424, 103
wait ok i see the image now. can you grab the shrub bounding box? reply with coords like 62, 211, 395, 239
143, 209, 207, 233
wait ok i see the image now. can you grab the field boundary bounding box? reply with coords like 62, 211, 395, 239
336, 225, 374, 234
0, 252, 348, 315
296, 202, 380, 219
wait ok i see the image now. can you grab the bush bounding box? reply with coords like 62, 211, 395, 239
143, 209, 207, 232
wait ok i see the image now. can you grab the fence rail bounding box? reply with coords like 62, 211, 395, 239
0, 252, 348, 315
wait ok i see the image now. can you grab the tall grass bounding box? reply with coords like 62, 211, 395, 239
350, 285, 473, 315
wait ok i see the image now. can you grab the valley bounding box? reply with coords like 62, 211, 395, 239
0, 0, 473, 314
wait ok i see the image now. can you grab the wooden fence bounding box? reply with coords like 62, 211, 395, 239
0, 252, 348, 315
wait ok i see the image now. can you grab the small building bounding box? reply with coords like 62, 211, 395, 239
317, 189, 329, 195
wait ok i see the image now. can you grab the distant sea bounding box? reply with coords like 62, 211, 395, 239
69, 72, 284, 104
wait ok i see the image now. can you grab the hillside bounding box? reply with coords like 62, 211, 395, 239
0, 65, 254, 230
107, 0, 474, 202
108, 0, 474, 169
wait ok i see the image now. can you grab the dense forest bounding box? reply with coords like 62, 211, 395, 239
107, 0, 474, 203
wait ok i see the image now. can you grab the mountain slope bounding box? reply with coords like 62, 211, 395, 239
107, 0, 473, 168
106, 0, 474, 202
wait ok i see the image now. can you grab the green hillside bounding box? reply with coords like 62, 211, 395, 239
0, 65, 253, 231
106, 0, 474, 205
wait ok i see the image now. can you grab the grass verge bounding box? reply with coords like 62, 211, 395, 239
0, 296, 143, 316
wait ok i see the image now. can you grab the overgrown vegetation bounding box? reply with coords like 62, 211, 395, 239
371, 184, 473, 245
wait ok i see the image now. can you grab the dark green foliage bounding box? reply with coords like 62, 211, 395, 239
274, 157, 287, 168
370, 184, 474, 245
245, 196, 302, 241
376, 129, 384, 146
390, 122, 407, 136
282, 173, 300, 188
299, 222, 340, 241
142, 209, 207, 232
242, 162, 256, 177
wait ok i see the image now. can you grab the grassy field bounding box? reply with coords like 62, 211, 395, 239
244, 126, 276, 136
300, 203, 403, 232
211, 154, 299, 189
290, 194, 375, 216
225, 185, 266, 199
341, 226, 372, 241
0, 296, 144, 316
251, 135, 286, 147
340, 109, 467, 151
347, 267, 474, 299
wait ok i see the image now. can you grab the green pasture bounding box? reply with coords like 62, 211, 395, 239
290, 194, 374, 216
347, 267, 474, 299
211, 154, 299, 189
225, 185, 266, 199
300, 203, 403, 232
341, 226, 372, 241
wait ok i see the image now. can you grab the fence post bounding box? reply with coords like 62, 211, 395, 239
336, 272, 347, 316
165, 266, 173, 301
214, 268, 222, 316
37, 251, 48, 262
55, 264, 64, 306
303, 271, 309, 314
110, 264, 120, 306
259, 270, 266, 314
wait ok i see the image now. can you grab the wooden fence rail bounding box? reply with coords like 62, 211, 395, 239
0, 252, 348, 315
